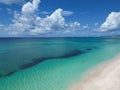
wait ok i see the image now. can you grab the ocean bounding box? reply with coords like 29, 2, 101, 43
0, 37, 120, 90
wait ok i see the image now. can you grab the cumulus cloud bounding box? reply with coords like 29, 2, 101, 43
6, 0, 80, 35
30, 8, 66, 34
22, 0, 40, 16
0, 0, 25, 5
100, 12, 120, 31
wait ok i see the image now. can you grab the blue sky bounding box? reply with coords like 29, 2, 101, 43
0, 0, 120, 37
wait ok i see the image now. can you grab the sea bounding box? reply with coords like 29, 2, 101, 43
0, 37, 120, 90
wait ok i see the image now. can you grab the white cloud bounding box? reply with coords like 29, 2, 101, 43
40, 10, 74, 16
41, 11, 50, 15
6, 0, 80, 35
6, 8, 13, 14
94, 23, 98, 26
22, 0, 40, 16
0, 24, 5, 29
30, 8, 66, 34
62, 11, 74, 16
0, 0, 25, 5
40, 10, 73, 16
83, 24, 89, 29
100, 12, 120, 31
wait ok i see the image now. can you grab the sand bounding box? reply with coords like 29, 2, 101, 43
69, 55, 120, 90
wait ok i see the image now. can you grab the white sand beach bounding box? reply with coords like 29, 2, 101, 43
69, 55, 120, 90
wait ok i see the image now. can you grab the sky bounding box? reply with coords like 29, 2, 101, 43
0, 0, 120, 37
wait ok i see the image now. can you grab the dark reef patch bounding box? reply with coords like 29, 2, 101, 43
84, 46, 98, 51
85, 48, 92, 51
0, 47, 97, 77
20, 50, 85, 69
0, 71, 16, 77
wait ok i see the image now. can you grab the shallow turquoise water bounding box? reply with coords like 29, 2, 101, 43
0, 38, 120, 90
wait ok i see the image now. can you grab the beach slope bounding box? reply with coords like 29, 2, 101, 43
70, 55, 120, 90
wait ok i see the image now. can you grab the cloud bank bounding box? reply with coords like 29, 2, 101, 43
6, 0, 80, 35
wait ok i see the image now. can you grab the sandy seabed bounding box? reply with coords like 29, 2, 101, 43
69, 55, 120, 90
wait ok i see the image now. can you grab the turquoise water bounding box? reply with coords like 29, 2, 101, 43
0, 38, 120, 90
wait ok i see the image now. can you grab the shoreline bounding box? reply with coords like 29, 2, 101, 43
69, 54, 120, 90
